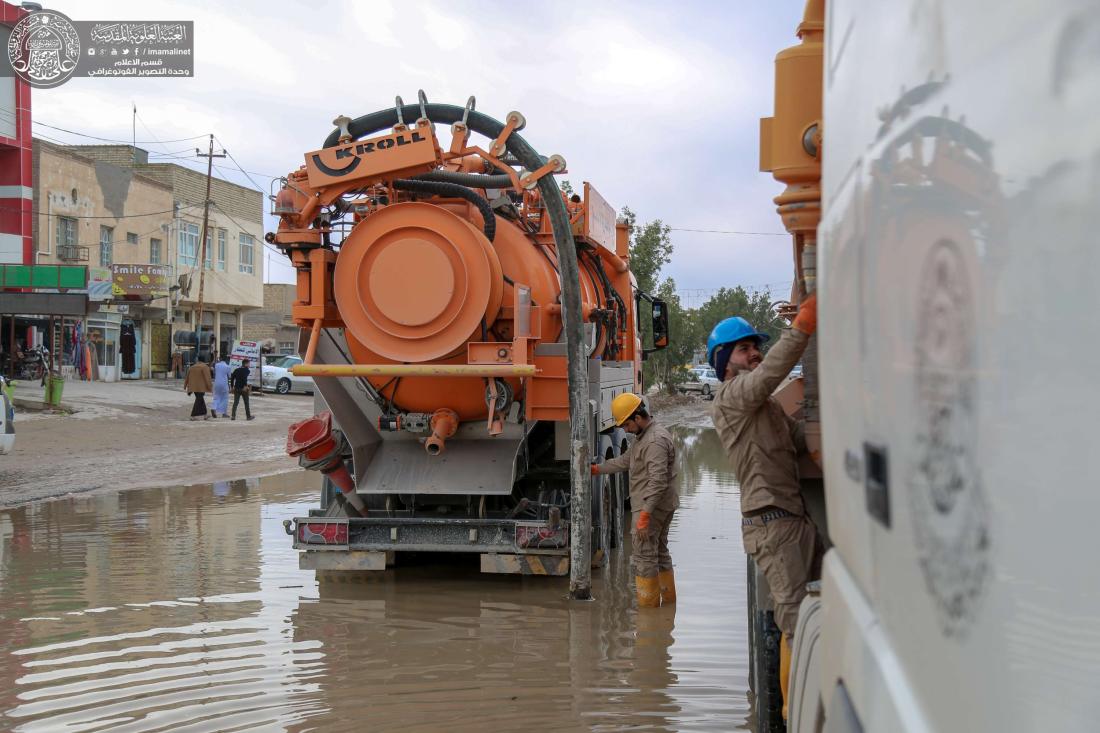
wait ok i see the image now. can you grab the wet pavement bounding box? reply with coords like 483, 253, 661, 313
0, 425, 751, 732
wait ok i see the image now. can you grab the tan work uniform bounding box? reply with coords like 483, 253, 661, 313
600, 422, 680, 578
711, 329, 823, 639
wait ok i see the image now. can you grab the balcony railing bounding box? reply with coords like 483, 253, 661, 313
57, 244, 90, 262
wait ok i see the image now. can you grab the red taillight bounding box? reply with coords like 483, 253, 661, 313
298, 521, 349, 545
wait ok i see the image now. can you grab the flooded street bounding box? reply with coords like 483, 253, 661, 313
0, 425, 751, 732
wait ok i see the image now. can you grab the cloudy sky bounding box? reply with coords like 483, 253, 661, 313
32, 0, 807, 306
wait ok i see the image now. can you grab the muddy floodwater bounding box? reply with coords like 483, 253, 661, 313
0, 425, 752, 732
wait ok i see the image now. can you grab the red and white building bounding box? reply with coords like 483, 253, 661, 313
0, 1, 32, 265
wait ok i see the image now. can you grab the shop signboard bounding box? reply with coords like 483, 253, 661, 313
110, 264, 171, 298
88, 267, 113, 301
229, 339, 262, 386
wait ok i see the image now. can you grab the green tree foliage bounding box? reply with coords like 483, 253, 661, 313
621, 206, 672, 295
692, 286, 785, 353
621, 206, 682, 393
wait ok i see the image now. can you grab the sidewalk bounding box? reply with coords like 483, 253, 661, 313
2, 378, 316, 506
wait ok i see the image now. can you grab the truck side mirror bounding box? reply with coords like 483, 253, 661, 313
651, 299, 669, 350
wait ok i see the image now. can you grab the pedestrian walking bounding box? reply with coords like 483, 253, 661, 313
231, 358, 254, 421
707, 294, 821, 712
593, 393, 679, 608
212, 354, 231, 418
184, 356, 214, 421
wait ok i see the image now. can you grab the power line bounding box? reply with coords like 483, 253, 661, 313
669, 227, 789, 236
31, 116, 207, 145
0, 204, 186, 219
214, 135, 279, 188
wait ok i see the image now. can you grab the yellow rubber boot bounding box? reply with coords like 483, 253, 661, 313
780, 633, 792, 720
635, 575, 661, 608
658, 569, 676, 605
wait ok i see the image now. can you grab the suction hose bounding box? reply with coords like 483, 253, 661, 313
392, 178, 497, 242
325, 102, 592, 598
414, 170, 513, 188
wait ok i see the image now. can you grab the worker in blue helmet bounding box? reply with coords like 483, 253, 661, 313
707, 294, 822, 713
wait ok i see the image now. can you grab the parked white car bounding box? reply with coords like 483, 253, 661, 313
680, 365, 721, 397
0, 377, 14, 454
261, 355, 315, 395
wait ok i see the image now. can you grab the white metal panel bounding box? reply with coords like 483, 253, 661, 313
0, 233, 22, 264
820, 0, 1100, 730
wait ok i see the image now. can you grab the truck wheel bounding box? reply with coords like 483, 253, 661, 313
748, 556, 786, 732
276, 378, 292, 394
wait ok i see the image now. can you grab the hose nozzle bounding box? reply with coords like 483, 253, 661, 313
424, 408, 459, 456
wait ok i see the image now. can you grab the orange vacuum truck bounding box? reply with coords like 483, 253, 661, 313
278, 96, 669, 576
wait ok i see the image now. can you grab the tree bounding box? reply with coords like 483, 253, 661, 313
694, 287, 784, 353
621, 206, 682, 393
621, 206, 672, 295
645, 278, 696, 393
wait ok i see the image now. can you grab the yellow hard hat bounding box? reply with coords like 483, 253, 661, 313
611, 392, 643, 426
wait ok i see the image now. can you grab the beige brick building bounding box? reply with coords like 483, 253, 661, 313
32, 140, 265, 379
242, 283, 301, 355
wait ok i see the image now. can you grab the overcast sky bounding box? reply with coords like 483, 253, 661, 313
32, 0, 806, 306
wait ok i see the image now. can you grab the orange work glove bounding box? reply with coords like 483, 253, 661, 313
636, 510, 651, 531
590, 463, 600, 476
792, 293, 817, 335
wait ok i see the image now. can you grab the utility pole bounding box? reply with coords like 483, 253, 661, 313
194, 134, 225, 360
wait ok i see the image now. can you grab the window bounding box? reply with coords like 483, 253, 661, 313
204, 229, 213, 270
178, 221, 199, 266
126, 231, 138, 247
238, 233, 254, 274
99, 225, 113, 267
56, 217, 76, 248
149, 238, 161, 264
217, 229, 226, 271
278, 342, 295, 355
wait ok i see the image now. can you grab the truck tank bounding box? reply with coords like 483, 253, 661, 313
277, 97, 669, 576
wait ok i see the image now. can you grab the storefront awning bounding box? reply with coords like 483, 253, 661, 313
0, 292, 88, 316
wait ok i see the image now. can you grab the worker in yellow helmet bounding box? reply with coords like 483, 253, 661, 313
593, 393, 680, 607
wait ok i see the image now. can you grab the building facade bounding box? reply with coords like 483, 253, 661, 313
31, 142, 265, 380
33, 141, 174, 380
241, 283, 301, 355
0, 2, 32, 266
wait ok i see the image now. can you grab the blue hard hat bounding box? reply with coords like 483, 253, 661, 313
707, 317, 770, 367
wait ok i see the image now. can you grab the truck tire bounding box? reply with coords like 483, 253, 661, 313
748, 555, 786, 733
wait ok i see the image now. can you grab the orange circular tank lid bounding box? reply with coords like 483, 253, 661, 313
335, 202, 503, 363
369, 239, 454, 326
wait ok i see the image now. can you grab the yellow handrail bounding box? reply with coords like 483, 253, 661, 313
291, 363, 537, 378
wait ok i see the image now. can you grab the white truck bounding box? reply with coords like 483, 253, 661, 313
750, 1, 1100, 731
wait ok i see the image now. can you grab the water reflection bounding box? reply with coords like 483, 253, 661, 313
0, 427, 749, 732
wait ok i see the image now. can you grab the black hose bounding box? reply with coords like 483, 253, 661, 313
391, 179, 496, 242
415, 170, 513, 188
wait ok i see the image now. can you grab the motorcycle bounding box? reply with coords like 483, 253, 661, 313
15, 346, 49, 382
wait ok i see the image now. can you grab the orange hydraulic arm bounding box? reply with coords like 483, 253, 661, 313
760, 0, 824, 468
